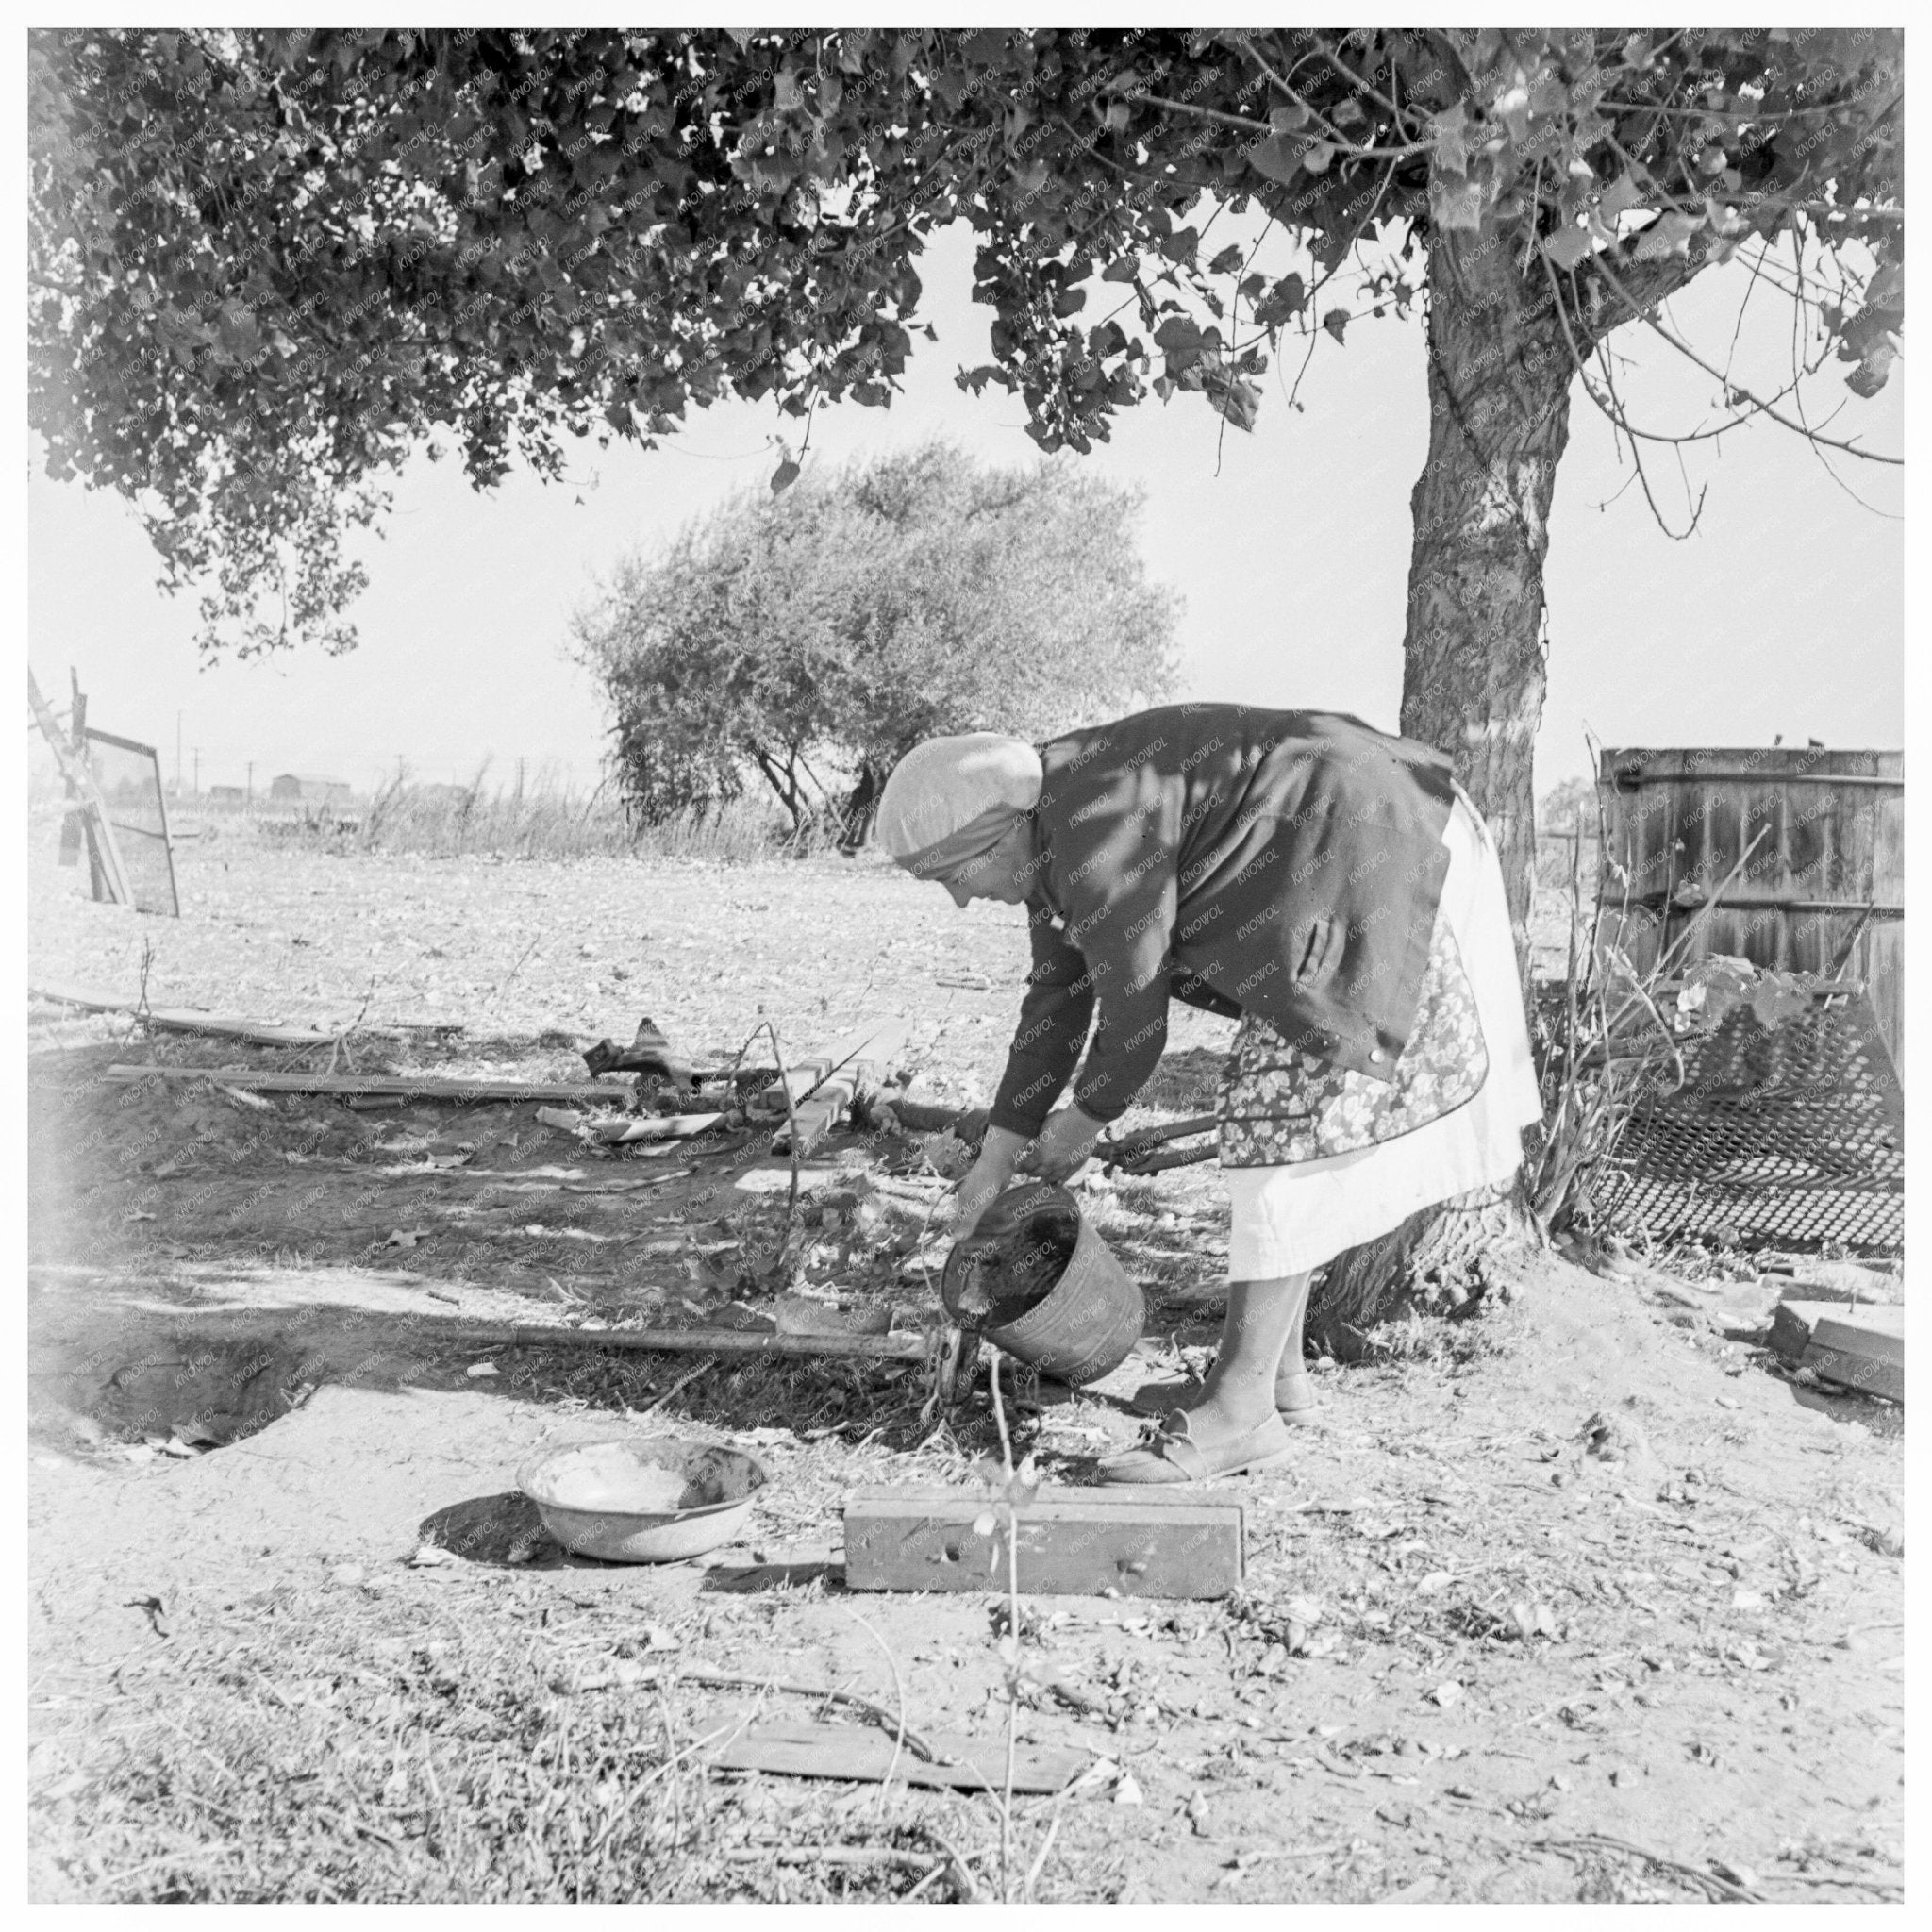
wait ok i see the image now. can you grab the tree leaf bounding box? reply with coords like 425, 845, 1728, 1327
1541, 225, 1593, 270
1596, 171, 1647, 225
770, 458, 800, 493
1253, 272, 1306, 329
1245, 133, 1303, 186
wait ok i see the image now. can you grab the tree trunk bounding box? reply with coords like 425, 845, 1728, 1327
839, 758, 884, 850
748, 744, 805, 833
1398, 223, 1574, 959
1303, 1180, 1523, 1362
1307, 222, 1571, 1351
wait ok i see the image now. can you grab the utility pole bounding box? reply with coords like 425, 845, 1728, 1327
192, 747, 201, 796
515, 755, 526, 801
245, 760, 255, 803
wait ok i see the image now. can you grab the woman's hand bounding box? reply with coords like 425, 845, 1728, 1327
950, 1125, 1027, 1241
1016, 1104, 1105, 1185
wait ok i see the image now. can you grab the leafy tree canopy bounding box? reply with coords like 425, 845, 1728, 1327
571, 439, 1180, 836
1538, 774, 1600, 832
30, 27, 1902, 658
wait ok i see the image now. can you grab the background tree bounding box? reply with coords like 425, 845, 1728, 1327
30, 26, 1902, 933
571, 440, 1179, 839
1538, 774, 1599, 833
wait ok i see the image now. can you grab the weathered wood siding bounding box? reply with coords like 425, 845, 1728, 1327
1595, 747, 1903, 1072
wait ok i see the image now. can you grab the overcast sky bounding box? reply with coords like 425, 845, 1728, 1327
28, 220, 1902, 797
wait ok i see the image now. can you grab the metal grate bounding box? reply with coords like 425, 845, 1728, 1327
1591, 991, 1903, 1256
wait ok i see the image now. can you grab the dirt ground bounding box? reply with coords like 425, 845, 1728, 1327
27, 829, 1906, 1904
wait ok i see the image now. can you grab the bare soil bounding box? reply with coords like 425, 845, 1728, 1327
27, 830, 1904, 1904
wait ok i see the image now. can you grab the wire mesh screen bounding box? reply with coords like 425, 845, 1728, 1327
84, 729, 178, 917
1592, 991, 1902, 1256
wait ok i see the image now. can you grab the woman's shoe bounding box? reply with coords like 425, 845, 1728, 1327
1127, 1371, 1318, 1424
1099, 1407, 1293, 1485
1273, 1367, 1318, 1424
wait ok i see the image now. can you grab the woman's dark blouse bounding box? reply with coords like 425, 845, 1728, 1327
990, 705, 1458, 1140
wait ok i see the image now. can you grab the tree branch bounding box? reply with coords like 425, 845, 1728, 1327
1215, 34, 1430, 161
1590, 252, 1902, 464
1542, 248, 1854, 454
1307, 32, 1416, 135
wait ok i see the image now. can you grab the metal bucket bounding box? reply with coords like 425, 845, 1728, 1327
940, 1181, 1144, 1385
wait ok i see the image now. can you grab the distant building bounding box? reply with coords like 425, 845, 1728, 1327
269, 773, 352, 806
208, 784, 246, 805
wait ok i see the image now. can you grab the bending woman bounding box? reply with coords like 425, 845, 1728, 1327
873, 706, 1542, 1485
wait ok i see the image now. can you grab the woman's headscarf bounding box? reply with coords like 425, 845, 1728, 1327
873, 733, 1043, 882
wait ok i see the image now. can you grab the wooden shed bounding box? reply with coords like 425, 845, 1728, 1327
269, 773, 352, 807
1595, 746, 1903, 1072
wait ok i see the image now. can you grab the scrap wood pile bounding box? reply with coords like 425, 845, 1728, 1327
42, 981, 1010, 1369
58, 991, 983, 1162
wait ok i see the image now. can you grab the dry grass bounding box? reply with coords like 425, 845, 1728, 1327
355, 778, 789, 863
28, 1577, 970, 1904
28, 1344, 1046, 1907
176, 782, 795, 864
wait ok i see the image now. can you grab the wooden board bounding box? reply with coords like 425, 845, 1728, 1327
585, 1111, 724, 1144
1596, 745, 1904, 1071
771, 1024, 909, 1157
104, 1065, 625, 1103
1769, 1299, 1904, 1403
759, 1021, 908, 1121
772, 1091, 847, 1158
31, 983, 341, 1046
461, 1323, 930, 1361
708, 1720, 1089, 1792
27, 669, 133, 906
843, 1483, 1245, 1599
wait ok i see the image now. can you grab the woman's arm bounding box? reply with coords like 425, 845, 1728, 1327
986, 909, 1096, 1141
1069, 975, 1172, 1124
957, 911, 1095, 1237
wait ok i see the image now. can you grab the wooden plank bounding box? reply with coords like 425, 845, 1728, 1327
1597, 745, 1904, 1070
28, 668, 133, 906
1770, 1299, 1903, 1357
708, 1720, 1088, 1793
1801, 1343, 1903, 1404
757, 1055, 832, 1112
865, 1096, 990, 1141
30, 983, 341, 1046
758, 1021, 908, 1116
1807, 1305, 1904, 1404
1770, 1300, 1905, 1402
585, 1111, 725, 1144
1768, 1300, 1822, 1363
769, 1023, 908, 1156
773, 1091, 843, 1158
103, 1065, 625, 1103
843, 1483, 1245, 1599
459, 1323, 929, 1361
1810, 1306, 1905, 1362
